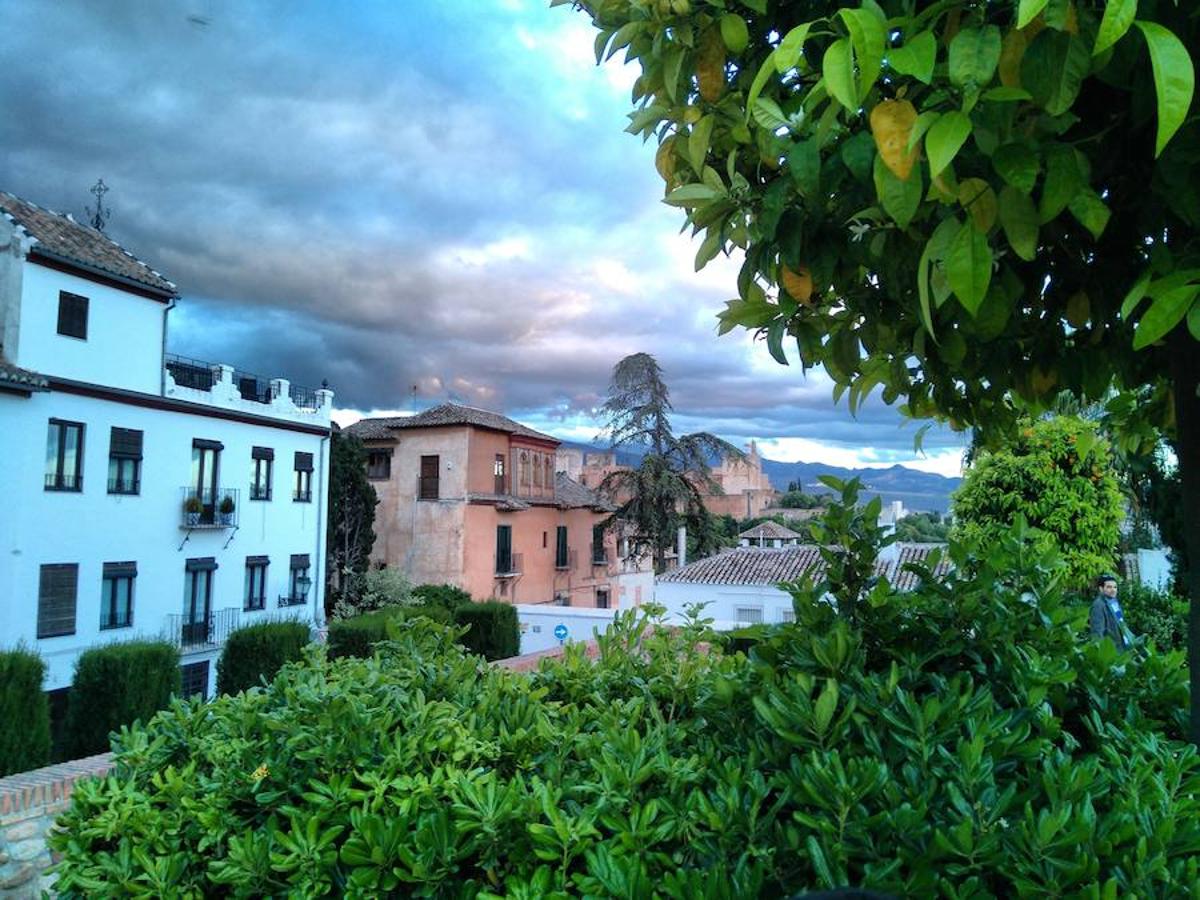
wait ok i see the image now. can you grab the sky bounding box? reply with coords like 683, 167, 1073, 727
0, 0, 968, 477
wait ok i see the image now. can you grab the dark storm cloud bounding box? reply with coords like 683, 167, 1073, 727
0, 0, 964, 469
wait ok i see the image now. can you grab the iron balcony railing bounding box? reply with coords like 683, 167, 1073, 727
250, 483, 271, 501
555, 549, 577, 571
180, 486, 240, 529
45, 472, 82, 492
167, 607, 240, 652
278, 594, 308, 608
591, 545, 610, 566
165, 353, 323, 410
495, 552, 523, 577
108, 476, 139, 495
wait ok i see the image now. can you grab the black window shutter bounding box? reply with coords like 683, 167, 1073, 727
295, 452, 314, 472
252, 446, 275, 461
110, 428, 143, 459
37, 564, 78, 638
102, 561, 138, 578
290, 553, 311, 570
185, 557, 218, 572
246, 555, 269, 566
57, 292, 88, 339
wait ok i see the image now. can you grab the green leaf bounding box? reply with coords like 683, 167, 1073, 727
1038, 144, 1083, 222
766, 320, 789, 365
664, 183, 724, 207
949, 26, 1002, 88
695, 229, 722, 271
1134, 21, 1196, 157
992, 143, 1040, 193
946, 221, 993, 314
998, 185, 1039, 261
807, 836, 837, 889
1017, 0, 1051, 29
689, 115, 715, 174
1095, 0, 1138, 55
841, 131, 876, 183
746, 51, 779, 119
907, 111, 941, 152
925, 111, 972, 177
874, 154, 922, 229
1133, 285, 1199, 349
752, 98, 789, 133
1120, 269, 1153, 319
776, 23, 815, 73
981, 86, 1033, 102
1188, 304, 1200, 340
813, 680, 838, 736
1022, 31, 1090, 116
917, 217, 961, 337
663, 49, 685, 103
888, 31, 936, 84
787, 139, 821, 198
1068, 189, 1111, 240
719, 14, 749, 54
840, 8, 886, 99
824, 39, 858, 112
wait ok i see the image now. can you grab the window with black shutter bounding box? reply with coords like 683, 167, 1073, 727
251, 447, 274, 500
38, 564, 78, 638
294, 451, 313, 502
108, 427, 143, 495
244, 556, 269, 610
101, 561, 136, 629
56, 291, 88, 339
555, 526, 569, 569
419, 455, 439, 500
592, 524, 607, 565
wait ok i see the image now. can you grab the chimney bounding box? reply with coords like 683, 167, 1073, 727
677, 525, 687, 568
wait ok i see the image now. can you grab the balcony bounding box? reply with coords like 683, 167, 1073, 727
495, 552, 523, 577
44, 472, 82, 492
180, 487, 240, 529
590, 545, 610, 567
165, 354, 324, 411
278, 593, 308, 608
166, 608, 239, 652
555, 549, 577, 572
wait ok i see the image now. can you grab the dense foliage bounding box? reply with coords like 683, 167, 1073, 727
894, 510, 951, 542
327, 431, 378, 614
326, 604, 454, 660
413, 583, 474, 613
51, 506, 1197, 895
952, 416, 1123, 587
332, 567, 417, 619
777, 490, 825, 509
64, 641, 179, 758
0, 647, 50, 776
216, 620, 312, 696
1119, 581, 1189, 652
563, 0, 1200, 742
455, 601, 521, 662
597, 352, 741, 572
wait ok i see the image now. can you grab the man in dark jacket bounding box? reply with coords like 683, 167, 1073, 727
1089, 573, 1130, 650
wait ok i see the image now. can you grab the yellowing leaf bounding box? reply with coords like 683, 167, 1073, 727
1066, 291, 1090, 327
958, 178, 998, 232
870, 99, 919, 181
781, 265, 814, 304
697, 27, 726, 103
999, 29, 1028, 87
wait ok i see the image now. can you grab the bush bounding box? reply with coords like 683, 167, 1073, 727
454, 601, 519, 661
0, 647, 50, 776
64, 641, 179, 758
332, 567, 416, 619
216, 621, 311, 695
49, 513, 1199, 896
327, 605, 453, 660
412, 583, 473, 612
1118, 581, 1188, 651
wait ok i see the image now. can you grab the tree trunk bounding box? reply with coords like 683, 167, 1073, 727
1169, 331, 1200, 745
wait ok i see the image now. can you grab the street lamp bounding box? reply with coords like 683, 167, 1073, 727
295, 573, 313, 602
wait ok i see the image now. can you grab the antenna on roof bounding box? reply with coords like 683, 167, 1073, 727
411, 384, 418, 414
86, 179, 111, 232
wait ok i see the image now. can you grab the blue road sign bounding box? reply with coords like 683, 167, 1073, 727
553, 623, 569, 641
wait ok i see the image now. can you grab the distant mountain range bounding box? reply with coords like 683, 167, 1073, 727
559, 442, 961, 514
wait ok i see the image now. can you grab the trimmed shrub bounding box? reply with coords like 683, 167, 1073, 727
0, 647, 50, 776
1119, 581, 1188, 651
412, 583, 472, 612
454, 601, 519, 660
65, 641, 179, 758
332, 567, 416, 619
217, 621, 311, 695
327, 605, 453, 660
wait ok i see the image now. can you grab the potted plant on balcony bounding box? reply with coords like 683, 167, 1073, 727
183, 494, 203, 527
219, 494, 236, 525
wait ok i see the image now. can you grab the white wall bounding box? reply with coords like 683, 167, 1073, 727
15, 262, 165, 394
516, 604, 616, 655
654, 580, 796, 631
0, 388, 329, 695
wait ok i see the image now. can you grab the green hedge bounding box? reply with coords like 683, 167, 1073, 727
327, 605, 453, 659
217, 621, 312, 695
0, 648, 50, 776
65, 641, 179, 758
454, 601, 519, 661
412, 583, 473, 612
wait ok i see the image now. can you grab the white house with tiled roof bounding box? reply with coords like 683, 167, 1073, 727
0, 190, 333, 700
738, 520, 805, 548
656, 543, 948, 630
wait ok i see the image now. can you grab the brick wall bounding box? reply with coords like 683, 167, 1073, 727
0, 754, 112, 898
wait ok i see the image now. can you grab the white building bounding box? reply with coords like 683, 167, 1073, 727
656, 543, 948, 630
0, 190, 332, 700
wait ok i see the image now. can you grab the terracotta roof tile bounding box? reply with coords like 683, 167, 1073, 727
345, 403, 557, 443
0, 361, 49, 393
738, 521, 804, 540
0, 191, 176, 296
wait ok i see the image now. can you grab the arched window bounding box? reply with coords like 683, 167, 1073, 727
533, 452, 543, 488
519, 451, 531, 490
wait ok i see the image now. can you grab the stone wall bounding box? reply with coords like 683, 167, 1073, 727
0, 753, 112, 898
